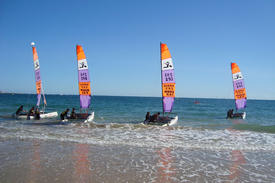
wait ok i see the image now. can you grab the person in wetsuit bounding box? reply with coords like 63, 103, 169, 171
15, 105, 24, 116
70, 108, 77, 119
34, 108, 40, 120
151, 112, 160, 122
60, 108, 69, 120
226, 109, 234, 119
145, 112, 150, 121
27, 106, 35, 120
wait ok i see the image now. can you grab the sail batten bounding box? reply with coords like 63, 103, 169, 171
231, 63, 247, 110
76, 45, 91, 109
31, 45, 42, 107
160, 43, 175, 113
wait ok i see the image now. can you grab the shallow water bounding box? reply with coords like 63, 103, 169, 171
0, 94, 275, 182
1, 139, 275, 183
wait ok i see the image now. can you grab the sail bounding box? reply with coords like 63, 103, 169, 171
76, 45, 91, 109
31, 45, 42, 106
231, 63, 247, 110
160, 43, 175, 113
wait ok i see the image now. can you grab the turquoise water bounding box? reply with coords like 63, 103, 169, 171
1, 94, 274, 132
0, 94, 275, 152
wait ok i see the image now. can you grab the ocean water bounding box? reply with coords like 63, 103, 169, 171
1, 94, 275, 182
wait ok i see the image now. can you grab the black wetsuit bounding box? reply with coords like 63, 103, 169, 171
27, 108, 34, 120
70, 111, 76, 119
145, 113, 150, 121
34, 110, 40, 120
226, 109, 233, 119
15, 106, 23, 115
60, 111, 68, 120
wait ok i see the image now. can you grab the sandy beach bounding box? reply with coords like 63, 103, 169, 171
1, 138, 275, 183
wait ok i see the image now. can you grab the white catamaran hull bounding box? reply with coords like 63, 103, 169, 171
84, 112, 95, 123
242, 112, 246, 119
232, 112, 246, 119
162, 116, 178, 126
62, 112, 95, 123
17, 111, 58, 120
143, 115, 178, 126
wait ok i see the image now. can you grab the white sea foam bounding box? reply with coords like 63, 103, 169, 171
1, 122, 275, 152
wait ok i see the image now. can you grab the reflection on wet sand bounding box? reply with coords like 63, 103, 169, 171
29, 141, 41, 183
73, 144, 92, 182
228, 119, 247, 181
155, 147, 176, 182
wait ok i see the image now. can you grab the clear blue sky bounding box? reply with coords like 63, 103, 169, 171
0, 0, 274, 99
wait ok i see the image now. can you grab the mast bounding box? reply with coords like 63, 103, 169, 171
41, 85, 47, 112
160, 42, 164, 115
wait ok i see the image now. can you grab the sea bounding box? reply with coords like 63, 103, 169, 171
0, 94, 275, 182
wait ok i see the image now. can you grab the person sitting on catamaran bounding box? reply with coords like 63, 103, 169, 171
15, 105, 24, 116
60, 109, 69, 120
70, 108, 77, 119
151, 112, 160, 122
34, 108, 40, 120
226, 109, 233, 119
27, 106, 35, 120
144, 112, 151, 124
145, 112, 150, 121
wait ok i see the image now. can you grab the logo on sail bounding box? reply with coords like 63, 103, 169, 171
232, 72, 243, 81
162, 58, 174, 71
34, 60, 40, 70
78, 59, 88, 70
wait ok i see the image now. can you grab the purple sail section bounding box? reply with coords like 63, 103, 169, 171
78, 67, 91, 109
35, 70, 41, 81
236, 98, 247, 110
35, 69, 41, 106
163, 97, 174, 113
78, 69, 90, 82
162, 70, 175, 83
36, 94, 41, 106
233, 79, 245, 90
80, 95, 91, 109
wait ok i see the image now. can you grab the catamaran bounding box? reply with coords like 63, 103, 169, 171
144, 42, 178, 126
227, 62, 247, 119
70, 45, 94, 122
17, 42, 58, 119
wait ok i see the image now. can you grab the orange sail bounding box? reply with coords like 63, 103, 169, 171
76, 45, 91, 109
231, 63, 247, 110
161, 43, 175, 113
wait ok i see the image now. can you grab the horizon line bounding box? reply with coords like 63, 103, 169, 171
0, 92, 274, 101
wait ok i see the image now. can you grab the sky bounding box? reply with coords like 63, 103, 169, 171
0, 0, 274, 100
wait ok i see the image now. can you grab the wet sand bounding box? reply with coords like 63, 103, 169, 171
1, 138, 275, 183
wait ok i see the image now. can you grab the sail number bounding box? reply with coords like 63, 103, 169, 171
164, 72, 174, 82
80, 72, 88, 81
